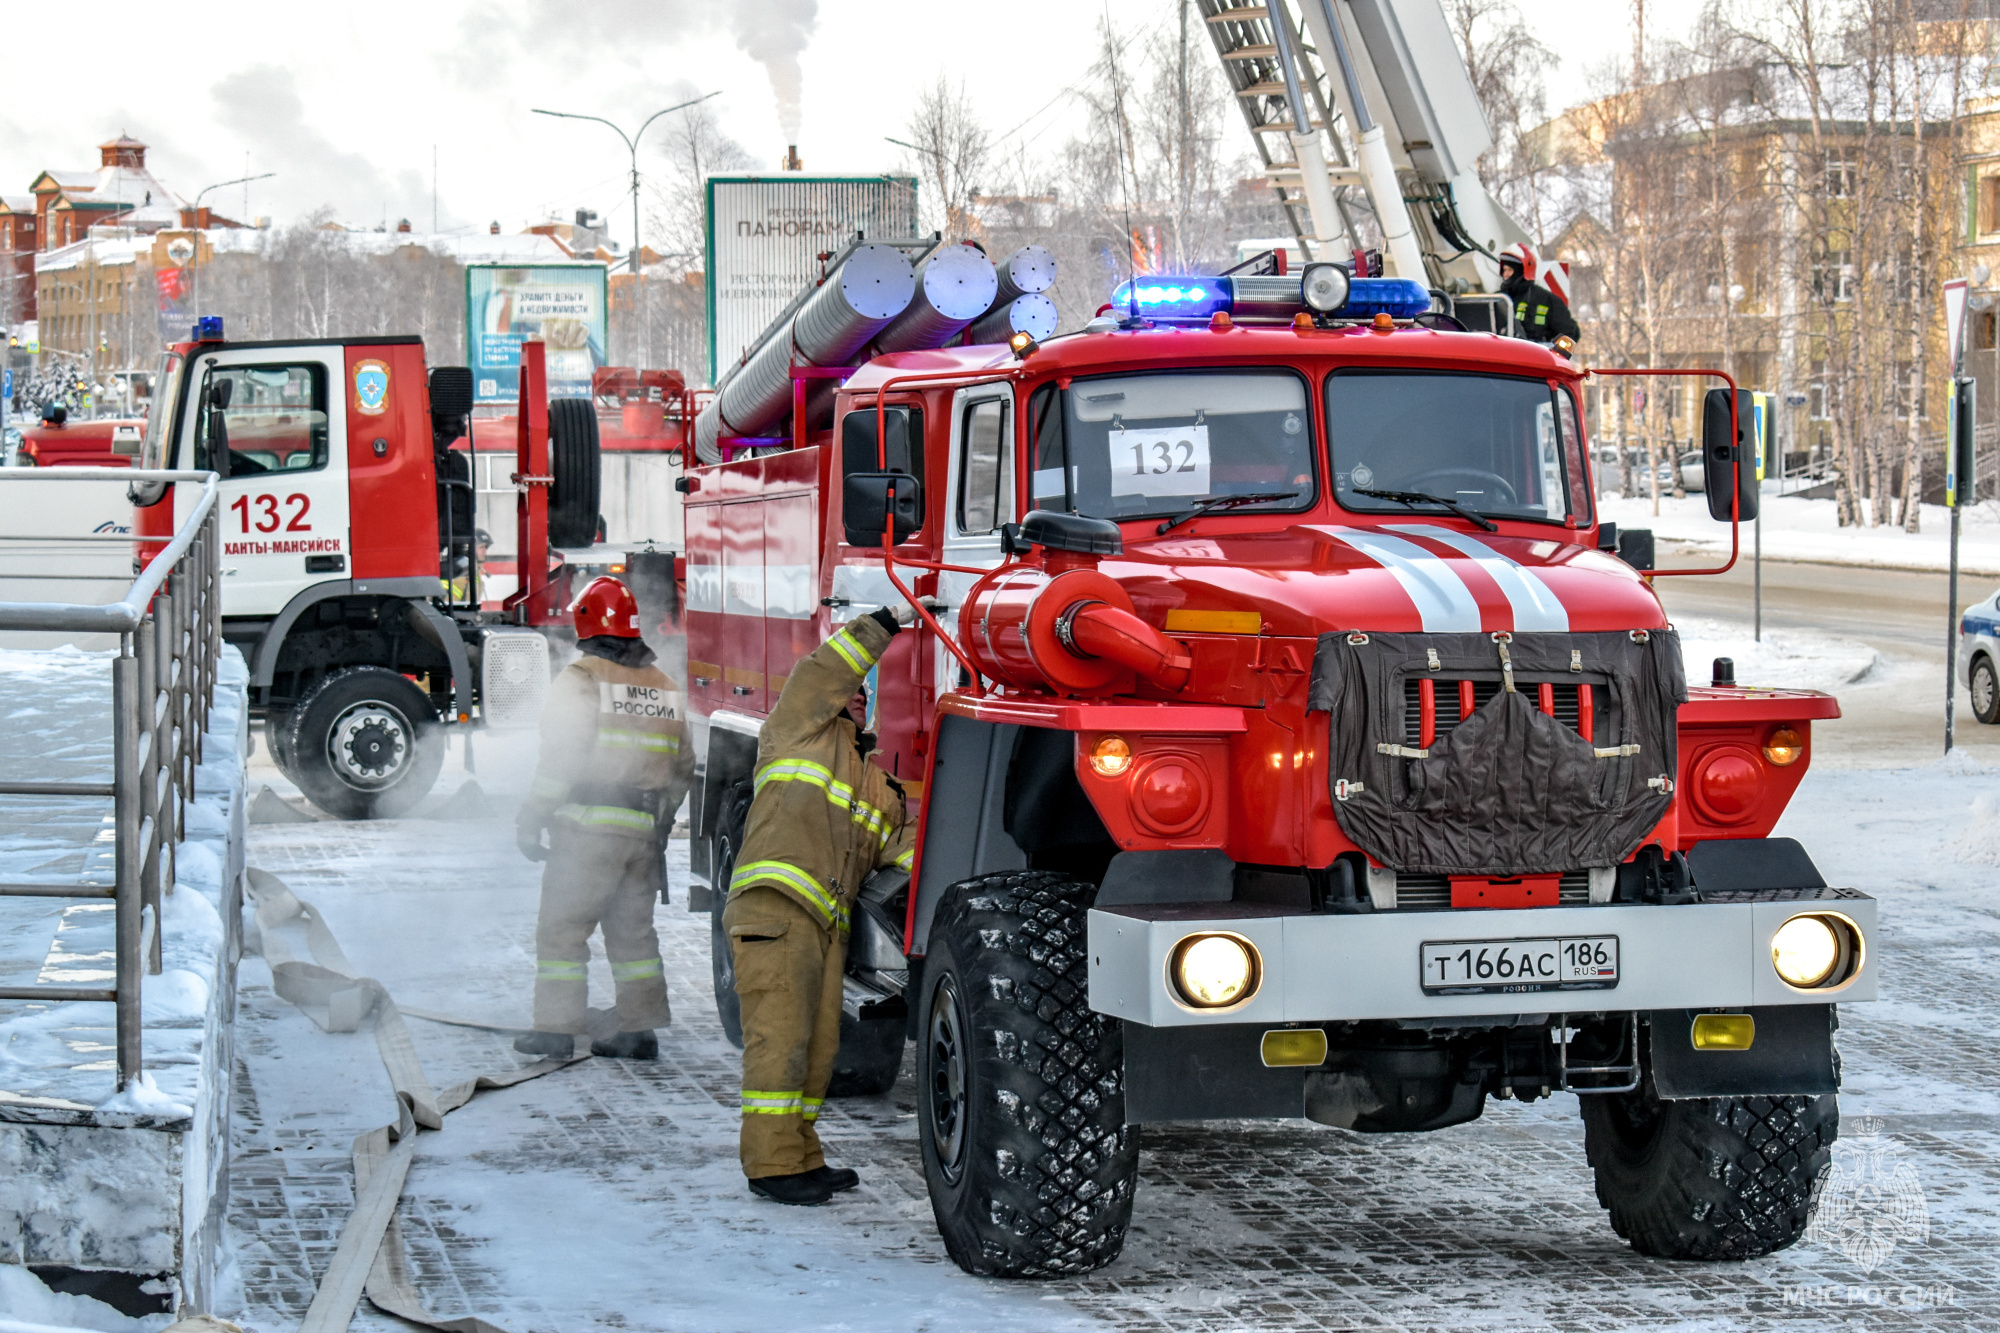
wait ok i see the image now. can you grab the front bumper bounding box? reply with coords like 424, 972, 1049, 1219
1087, 888, 1877, 1026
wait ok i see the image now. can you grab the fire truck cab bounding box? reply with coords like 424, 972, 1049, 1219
131, 323, 604, 817
685, 270, 1869, 1277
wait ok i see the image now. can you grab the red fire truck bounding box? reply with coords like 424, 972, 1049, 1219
130, 322, 636, 817
682, 269, 1870, 1277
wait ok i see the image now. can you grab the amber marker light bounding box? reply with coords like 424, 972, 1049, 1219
1764, 726, 1804, 766
1008, 331, 1039, 359
1170, 933, 1261, 1009
1089, 735, 1133, 777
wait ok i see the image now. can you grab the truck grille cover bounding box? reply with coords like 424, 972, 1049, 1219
1309, 629, 1686, 877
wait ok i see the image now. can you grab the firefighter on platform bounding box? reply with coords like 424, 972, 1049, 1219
724, 601, 928, 1205
514, 576, 692, 1060
1498, 242, 1579, 347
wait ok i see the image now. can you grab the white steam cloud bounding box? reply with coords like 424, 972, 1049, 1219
731, 0, 819, 144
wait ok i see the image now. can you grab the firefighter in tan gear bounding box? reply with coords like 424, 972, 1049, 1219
725, 603, 923, 1205
515, 576, 693, 1061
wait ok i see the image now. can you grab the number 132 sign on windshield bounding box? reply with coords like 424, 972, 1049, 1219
1110, 424, 1210, 498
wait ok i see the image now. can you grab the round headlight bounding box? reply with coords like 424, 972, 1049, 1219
1171, 933, 1260, 1008
1771, 913, 1862, 988
1301, 262, 1350, 314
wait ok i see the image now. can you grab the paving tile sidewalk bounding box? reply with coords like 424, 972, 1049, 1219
219, 759, 2000, 1332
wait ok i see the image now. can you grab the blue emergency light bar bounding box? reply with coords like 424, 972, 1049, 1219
1109, 273, 1432, 324
193, 316, 225, 341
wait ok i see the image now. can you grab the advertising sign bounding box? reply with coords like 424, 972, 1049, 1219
465, 264, 608, 403
704, 176, 918, 386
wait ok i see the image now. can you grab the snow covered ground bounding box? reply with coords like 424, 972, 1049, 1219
1675, 615, 1884, 694
158, 730, 2000, 1332
1599, 491, 2000, 576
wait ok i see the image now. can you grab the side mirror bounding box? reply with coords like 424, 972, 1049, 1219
842, 405, 921, 475
127, 478, 169, 509
844, 471, 922, 547
430, 366, 473, 445
1701, 388, 1760, 523
1616, 528, 1655, 571
206, 378, 233, 410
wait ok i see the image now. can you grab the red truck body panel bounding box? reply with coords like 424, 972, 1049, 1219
344, 343, 438, 581
684, 320, 1839, 891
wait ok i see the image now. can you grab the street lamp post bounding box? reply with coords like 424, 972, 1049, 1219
532, 94, 720, 368
188, 172, 275, 320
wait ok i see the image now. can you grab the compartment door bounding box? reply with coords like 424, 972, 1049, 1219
762, 491, 820, 703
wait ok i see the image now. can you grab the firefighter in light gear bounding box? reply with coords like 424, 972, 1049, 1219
515, 576, 692, 1061
724, 603, 924, 1205
1498, 242, 1579, 347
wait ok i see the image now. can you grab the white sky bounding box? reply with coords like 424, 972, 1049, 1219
0, 0, 1666, 246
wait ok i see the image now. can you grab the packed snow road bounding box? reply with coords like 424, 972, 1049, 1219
216, 735, 2000, 1332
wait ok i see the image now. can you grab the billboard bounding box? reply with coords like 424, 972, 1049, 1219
704, 176, 919, 387
465, 263, 608, 403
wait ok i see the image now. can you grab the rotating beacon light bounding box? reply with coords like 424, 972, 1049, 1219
1108, 273, 1431, 324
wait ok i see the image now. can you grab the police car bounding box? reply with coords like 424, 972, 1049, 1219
1960, 588, 2000, 724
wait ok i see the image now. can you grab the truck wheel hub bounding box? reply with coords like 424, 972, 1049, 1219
329, 704, 410, 789
927, 976, 968, 1182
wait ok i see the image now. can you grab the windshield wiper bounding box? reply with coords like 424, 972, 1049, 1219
1155, 490, 1303, 535
1352, 487, 1499, 533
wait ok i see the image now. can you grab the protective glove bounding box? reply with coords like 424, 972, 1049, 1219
871, 597, 941, 633
516, 819, 549, 862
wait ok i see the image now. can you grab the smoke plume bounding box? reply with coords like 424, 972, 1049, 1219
730, 0, 818, 144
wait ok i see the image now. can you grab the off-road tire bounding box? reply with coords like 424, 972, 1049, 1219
1972, 655, 2000, 725
709, 781, 753, 1048
1581, 1081, 1838, 1260
917, 871, 1137, 1277
548, 397, 601, 550
264, 707, 296, 781
286, 667, 444, 820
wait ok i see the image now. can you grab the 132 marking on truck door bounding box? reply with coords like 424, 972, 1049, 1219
601, 682, 680, 719
1419, 935, 1619, 995
225, 491, 340, 556
230, 492, 314, 534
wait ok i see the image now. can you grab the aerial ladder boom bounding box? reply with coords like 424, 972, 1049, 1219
1201, 0, 1533, 291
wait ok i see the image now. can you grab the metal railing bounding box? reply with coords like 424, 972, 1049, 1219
0, 467, 222, 1091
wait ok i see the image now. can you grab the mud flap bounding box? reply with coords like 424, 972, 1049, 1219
1648, 1004, 1838, 1099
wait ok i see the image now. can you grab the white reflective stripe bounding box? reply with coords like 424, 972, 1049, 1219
1387, 524, 1570, 632
764, 564, 816, 620
723, 560, 764, 616
1323, 527, 1482, 632
686, 561, 722, 612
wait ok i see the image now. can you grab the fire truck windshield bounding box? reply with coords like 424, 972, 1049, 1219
1328, 371, 1591, 527
1033, 369, 1316, 520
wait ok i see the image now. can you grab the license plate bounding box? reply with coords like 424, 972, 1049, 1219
1419, 936, 1620, 995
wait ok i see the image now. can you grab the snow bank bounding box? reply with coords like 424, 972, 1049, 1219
1599, 491, 2000, 575
1672, 615, 1882, 693
94, 1071, 193, 1123
0, 1265, 170, 1332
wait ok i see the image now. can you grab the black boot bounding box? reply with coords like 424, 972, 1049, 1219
513, 1031, 574, 1058
590, 1029, 659, 1059
749, 1171, 835, 1205
802, 1164, 859, 1193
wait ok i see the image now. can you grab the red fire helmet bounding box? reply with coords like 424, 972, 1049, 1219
572, 576, 643, 639
1499, 242, 1539, 282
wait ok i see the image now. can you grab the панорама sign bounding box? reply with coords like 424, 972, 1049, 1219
704, 177, 918, 387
